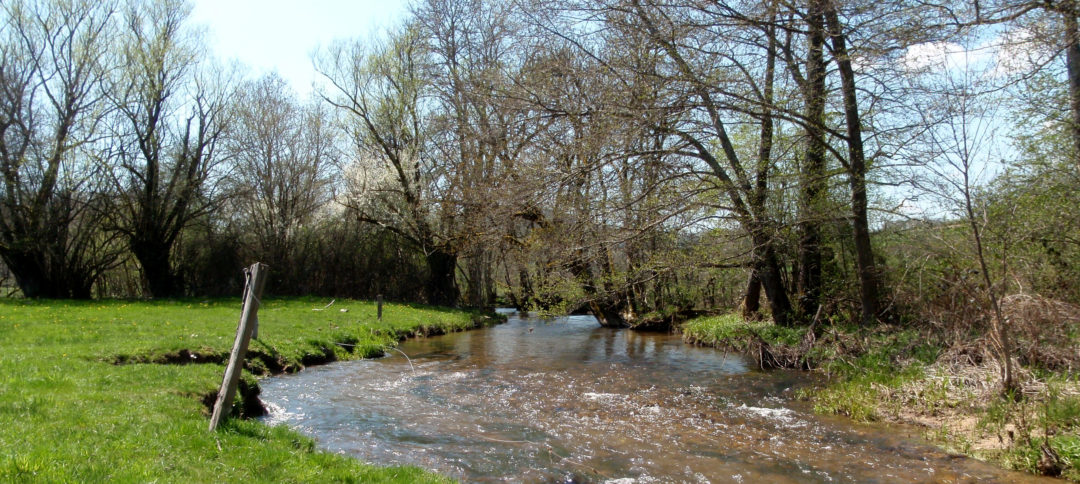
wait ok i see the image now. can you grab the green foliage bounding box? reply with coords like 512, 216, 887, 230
987, 158, 1080, 303
683, 313, 949, 423
527, 272, 588, 316
809, 380, 883, 422
1045, 393, 1080, 428
0, 298, 482, 482
1055, 435, 1080, 481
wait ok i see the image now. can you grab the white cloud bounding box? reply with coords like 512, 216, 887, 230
986, 27, 1056, 78
901, 41, 988, 72
901, 28, 1057, 79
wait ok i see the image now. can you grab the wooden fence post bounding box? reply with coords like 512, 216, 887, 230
209, 262, 268, 431
240, 268, 261, 340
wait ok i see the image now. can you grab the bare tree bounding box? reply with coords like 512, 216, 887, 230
906, 50, 1019, 393
413, 0, 524, 308
0, 0, 122, 298
321, 0, 541, 307
225, 73, 336, 285
592, 0, 798, 325
107, 0, 231, 297
954, 0, 1080, 166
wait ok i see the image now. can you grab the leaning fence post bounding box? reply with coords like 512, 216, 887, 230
209, 262, 268, 431
240, 268, 261, 340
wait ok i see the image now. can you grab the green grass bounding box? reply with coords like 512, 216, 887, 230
808, 328, 940, 421
681, 313, 805, 350
682, 312, 939, 421
681, 312, 1080, 480
0, 297, 493, 482
976, 381, 1080, 480
682, 312, 814, 370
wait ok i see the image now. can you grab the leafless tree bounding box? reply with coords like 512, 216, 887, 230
106, 0, 232, 297
904, 48, 1019, 393
0, 0, 123, 297
541, 0, 799, 324
951, 0, 1080, 166
225, 73, 336, 285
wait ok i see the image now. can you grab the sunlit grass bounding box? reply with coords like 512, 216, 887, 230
681, 312, 805, 350
0, 297, 486, 482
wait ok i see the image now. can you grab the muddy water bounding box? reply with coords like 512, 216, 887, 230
260, 311, 1051, 483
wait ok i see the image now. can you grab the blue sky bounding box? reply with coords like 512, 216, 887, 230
190, 0, 409, 94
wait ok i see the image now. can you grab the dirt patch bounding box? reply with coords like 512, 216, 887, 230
299, 345, 338, 367
196, 377, 266, 419
110, 348, 227, 366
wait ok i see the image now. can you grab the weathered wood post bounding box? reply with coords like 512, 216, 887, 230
240, 268, 261, 340
209, 262, 268, 431
377, 294, 383, 321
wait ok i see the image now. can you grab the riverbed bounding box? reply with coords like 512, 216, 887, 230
259, 310, 1052, 482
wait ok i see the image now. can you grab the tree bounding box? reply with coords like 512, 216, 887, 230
321, 0, 544, 308
957, 0, 1080, 165
786, 0, 830, 318
822, 0, 885, 324
108, 0, 230, 297
0, 0, 122, 298
225, 73, 335, 289
412, 0, 527, 308
596, 0, 797, 325
906, 60, 1019, 392
319, 28, 464, 306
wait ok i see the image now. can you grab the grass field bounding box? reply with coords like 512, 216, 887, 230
0, 297, 494, 482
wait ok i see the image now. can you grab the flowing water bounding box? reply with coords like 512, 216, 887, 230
260, 310, 1052, 483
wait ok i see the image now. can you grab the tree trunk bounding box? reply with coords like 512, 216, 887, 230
798, 0, 828, 317
2, 251, 46, 298
69, 279, 93, 299
425, 249, 460, 307
825, 2, 883, 325
751, 229, 793, 326
2, 247, 95, 299
517, 268, 534, 310
1064, 7, 1080, 165
464, 250, 491, 308
131, 240, 181, 298
590, 300, 631, 328
849, 177, 881, 324
741, 270, 762, 320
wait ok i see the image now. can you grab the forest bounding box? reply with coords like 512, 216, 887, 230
2, 0, 1080, 476
5, 0, 1078, 334
2, 0, 1071, 328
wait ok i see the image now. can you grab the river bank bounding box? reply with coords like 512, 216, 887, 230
0, 297, 499, 482
259, 309, 1052, 482
681, 310, 1080, 481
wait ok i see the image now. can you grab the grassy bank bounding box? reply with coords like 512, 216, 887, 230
0, 297, 498, 482
682, 311, 1080, 481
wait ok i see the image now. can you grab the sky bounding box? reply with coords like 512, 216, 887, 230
189, 0, 410, 95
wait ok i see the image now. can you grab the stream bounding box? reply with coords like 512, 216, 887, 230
259, 310, 1052, 483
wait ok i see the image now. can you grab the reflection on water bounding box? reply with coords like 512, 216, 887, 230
260, 311, 1051, 483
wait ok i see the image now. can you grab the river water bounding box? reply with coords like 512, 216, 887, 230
259, 310, 1051, 483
